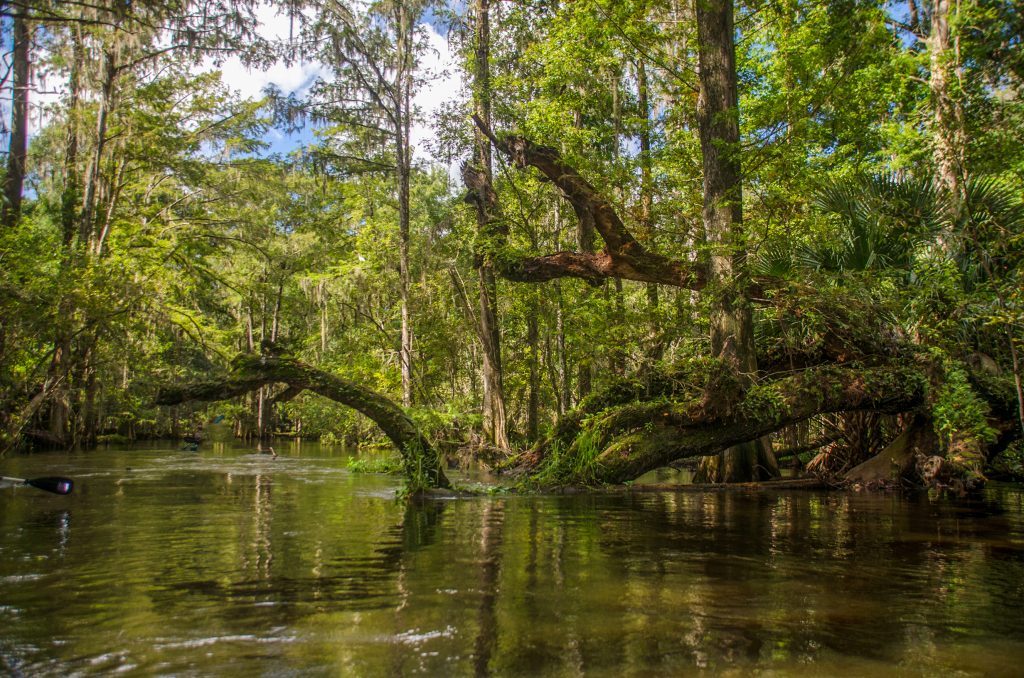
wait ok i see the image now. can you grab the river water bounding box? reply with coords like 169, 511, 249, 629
2, 441, 1023, 676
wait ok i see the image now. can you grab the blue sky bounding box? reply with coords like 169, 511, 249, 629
0, 3, 464, 168
205, 2, 463, 163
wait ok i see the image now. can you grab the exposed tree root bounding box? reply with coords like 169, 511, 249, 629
843, 414, 934, 487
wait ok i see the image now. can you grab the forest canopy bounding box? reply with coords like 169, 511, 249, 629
1, 0, 1022, 492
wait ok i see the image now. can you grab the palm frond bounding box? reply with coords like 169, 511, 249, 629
810, 173, 943, 273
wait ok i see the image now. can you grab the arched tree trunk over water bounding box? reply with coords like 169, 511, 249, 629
155, 355, 450, 489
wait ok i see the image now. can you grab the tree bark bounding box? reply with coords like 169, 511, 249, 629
473, 0, 509, 451
928, 0, 966, 196
526, 288, 540, 442
467, 117, 709, 291
693, 0, 778, 482
844, 414, 935, 486
2, 13, 30, 230
478, 267, 508, 448
396, 2, 414, 407
514, 364, 927, 485
79, 47, 117, 248
60, 27, 83, 247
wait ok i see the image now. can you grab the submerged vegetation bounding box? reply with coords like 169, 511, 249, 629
1, 0, 1022, 493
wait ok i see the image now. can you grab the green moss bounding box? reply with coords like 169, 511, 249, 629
397, 438, 443, 499
739, 381, 787, 423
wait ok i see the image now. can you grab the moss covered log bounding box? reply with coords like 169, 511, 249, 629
513, 363, 929, 486
508, 348, 1024, 490
156, 354, 450, 489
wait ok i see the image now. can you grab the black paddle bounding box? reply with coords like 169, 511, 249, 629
0, 475, 74, 495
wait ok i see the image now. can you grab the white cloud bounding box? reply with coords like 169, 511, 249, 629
204, 3, 327, 102
411, 22, 465, 167
212, 56, 325, 102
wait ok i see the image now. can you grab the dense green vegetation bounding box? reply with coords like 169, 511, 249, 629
1, 0, 1021, 492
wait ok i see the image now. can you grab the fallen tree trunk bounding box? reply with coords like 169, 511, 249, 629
512, 353, 1024, 489
156, 354, 450, 489
515, 363, 929, 486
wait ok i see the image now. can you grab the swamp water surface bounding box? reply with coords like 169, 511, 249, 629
2, 442, 1024, 676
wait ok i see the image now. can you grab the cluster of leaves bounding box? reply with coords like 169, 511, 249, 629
931, 358, 998, 449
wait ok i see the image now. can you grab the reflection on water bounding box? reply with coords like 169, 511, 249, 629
2, 443, 1024, 676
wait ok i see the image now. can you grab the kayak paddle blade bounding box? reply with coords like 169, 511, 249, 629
25, 477, 74, 495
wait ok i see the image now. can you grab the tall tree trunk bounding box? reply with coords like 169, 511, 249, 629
608, 66, 627, 374
552, 202, 571, 414
396, 2, 414, 407
61, 28, 83, 247
255, 278, 286, 440
93, 137, 128, 256
257, 387, 266, 440
694, 0, 778, 483
2, 13, 30, 230
68, 337, 96, 450
271, 277, 284, 343
473, 0, 509, 451
526, 288, 540, 443
46, 29, 85, 448
478, 267, 508, 448
48, 342, 70, 444
636, 59, 663, 361
79, 48, 117, 248
573, 105, 595, 403
929, 0, 966, 196
81, 361, 99, 448
319, 281, 329, 359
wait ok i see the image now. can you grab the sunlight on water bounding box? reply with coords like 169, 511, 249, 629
2, 443, 1024, 676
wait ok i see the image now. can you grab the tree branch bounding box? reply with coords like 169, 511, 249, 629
462, 147, 707, 289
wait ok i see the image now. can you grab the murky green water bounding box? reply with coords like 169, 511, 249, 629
2, 441, 1024, 676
